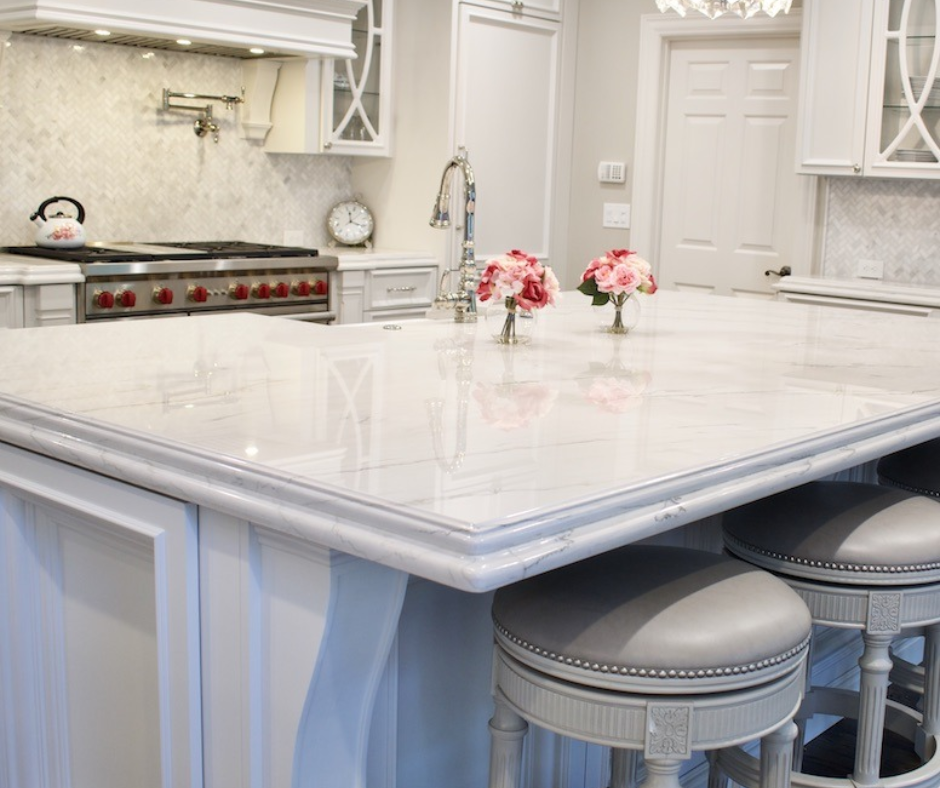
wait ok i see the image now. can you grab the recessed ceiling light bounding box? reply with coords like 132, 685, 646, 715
249, 47, 265, 55
176, 39, 192, 46
94, 29, 111, 37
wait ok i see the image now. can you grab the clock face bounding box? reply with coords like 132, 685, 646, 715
327, 201, 374, 246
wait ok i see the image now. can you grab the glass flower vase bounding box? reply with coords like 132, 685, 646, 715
488, 297, 533, 345
602, 293, 641, 335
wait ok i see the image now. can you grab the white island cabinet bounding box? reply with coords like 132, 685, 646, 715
5, 293, 940, 788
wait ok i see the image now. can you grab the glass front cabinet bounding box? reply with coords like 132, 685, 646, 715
322, 0, 392, 156
257, 0, 392, 157
798, 0, 940, 178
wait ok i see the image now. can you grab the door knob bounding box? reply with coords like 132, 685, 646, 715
764, 266, 792, 278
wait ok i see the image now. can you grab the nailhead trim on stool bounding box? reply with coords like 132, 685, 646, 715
487, 545, 812, 788
718, 481, 940, 788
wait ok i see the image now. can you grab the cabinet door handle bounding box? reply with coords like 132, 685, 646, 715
853, 163, 861, 174
387, 286, 417, 293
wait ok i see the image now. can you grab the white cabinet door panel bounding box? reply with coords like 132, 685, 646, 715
0, 285, 23, 328
452, 5, 560, 265
796, 0, 875, 175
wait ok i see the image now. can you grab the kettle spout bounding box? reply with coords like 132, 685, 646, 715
30, 212, 46, 228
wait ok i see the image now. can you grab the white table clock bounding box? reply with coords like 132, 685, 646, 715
327, 200, 375, 248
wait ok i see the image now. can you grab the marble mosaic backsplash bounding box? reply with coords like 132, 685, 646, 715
0, 33, 352, 247
822, 177, 940, 285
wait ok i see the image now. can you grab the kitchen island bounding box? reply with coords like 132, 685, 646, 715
3, 291, 940, 788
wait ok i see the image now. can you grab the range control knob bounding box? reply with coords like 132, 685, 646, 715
313, 279, 329, 296
230, 283, 250, 301
116, 290, 136, 308
189, 285, 209, 303
95, 290, 115, 309
274, 282, 290, 299
293, 280, 312, 297
253, 283, 272, 300
153, 287, 174, 305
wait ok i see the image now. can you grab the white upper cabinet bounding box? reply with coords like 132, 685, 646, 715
260, 0, 393, 156
798, 0, 940, 178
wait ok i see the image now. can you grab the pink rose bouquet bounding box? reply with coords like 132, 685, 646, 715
578, 249, 657, 306
476, 249, 561, 312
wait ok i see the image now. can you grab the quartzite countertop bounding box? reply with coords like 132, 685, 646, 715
2, 290, 940, 591
0, 253, 82, 284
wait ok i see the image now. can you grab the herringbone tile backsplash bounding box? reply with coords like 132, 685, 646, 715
0, 33, 353, 247
823, 178, 940, 284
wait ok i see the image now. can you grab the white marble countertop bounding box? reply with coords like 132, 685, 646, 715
775, 275, 940, 307
0, 254, 83, 285
2, 291, 940, 591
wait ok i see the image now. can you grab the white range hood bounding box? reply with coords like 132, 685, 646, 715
0, 0, 366, 58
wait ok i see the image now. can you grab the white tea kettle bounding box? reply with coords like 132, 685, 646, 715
30, 196, 86, 248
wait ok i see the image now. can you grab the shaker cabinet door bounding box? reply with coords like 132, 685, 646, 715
452, 4, 561, 265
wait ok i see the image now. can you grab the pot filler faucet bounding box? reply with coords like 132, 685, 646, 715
430, 151, 477, 322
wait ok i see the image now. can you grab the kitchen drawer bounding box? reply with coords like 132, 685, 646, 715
365, 267, 437, 311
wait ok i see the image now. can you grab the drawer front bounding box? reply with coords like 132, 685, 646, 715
366, 267, 437, 311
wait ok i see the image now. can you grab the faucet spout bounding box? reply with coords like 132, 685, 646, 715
430, 152, 477, 322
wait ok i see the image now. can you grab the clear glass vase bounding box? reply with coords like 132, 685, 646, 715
601, 293, 641, 334
488, 297, 533, 345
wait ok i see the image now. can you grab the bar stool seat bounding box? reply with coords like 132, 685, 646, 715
488, 545, 812, 788
877, 440, 940, 697
718, 481, 940, 788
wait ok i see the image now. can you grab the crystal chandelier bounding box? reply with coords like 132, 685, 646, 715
655, 0, 792, 18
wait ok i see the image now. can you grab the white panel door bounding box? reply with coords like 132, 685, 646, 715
658, 37, 803, 297
452, 4, 560, 266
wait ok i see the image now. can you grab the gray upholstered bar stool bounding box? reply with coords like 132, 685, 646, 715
488, 545, 812, 788
878, 440, 940, 696
718, 481, 940, 788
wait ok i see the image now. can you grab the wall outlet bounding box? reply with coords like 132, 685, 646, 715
603, 202, 631, 229
857, 258, 884, 279
284, 229, 305, 246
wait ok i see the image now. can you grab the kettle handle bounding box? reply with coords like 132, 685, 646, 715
32, 195, 85, 224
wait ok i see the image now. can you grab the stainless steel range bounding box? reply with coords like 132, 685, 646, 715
2, 241, 338, 323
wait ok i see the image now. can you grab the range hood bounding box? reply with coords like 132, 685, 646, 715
0, 0, 366, 59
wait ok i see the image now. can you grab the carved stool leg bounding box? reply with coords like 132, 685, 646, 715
641, 759, 683, 788
760, 720, 797, 788
919, 623, 940, 760
854, 632, 895, 786
610, 748, 638, 788
792, 631, 816, 771
488, 698, 528, 788
706, 751, 728, 788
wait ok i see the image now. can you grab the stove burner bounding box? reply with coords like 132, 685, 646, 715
0, 245, 174, 263
154, 241, 320, 258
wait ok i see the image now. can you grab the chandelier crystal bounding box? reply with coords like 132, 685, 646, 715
655, 0, 792, 18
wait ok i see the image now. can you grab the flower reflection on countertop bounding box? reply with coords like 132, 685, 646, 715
579, 249, 657, 334
476, 249, 561, 344
473, 380, 557, 430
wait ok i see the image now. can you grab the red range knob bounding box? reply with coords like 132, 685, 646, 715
313, 279, 328, 296
294, 280, 312, 297
153, 287, 174, 305
117, 290, 136, 308
274, 282, 290, 298
189, 285, 209, 303
96, 290, 115, 309
254, 283, 272, 299
230, 283, 250, 301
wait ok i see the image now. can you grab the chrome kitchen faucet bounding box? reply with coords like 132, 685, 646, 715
430, 151, 477, 322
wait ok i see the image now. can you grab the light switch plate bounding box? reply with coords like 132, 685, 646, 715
603, 203, 631, 229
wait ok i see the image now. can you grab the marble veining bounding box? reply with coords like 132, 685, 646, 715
2, 291, 940, 590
